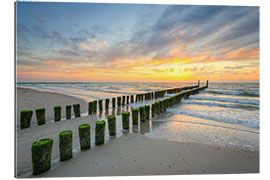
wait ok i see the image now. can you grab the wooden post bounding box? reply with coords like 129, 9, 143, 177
59, 130, 73, 161
126, 95, 129, 104
98, 100, 103, 112
78, 124, 91, 150
131, 95, 134, 103
105, 99, 110, 111
117, 97, 121, 107
112, 97, 116, 108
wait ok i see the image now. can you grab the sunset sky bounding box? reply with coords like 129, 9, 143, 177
16, 2, 259, 82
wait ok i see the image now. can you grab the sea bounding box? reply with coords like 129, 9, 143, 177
17, 82, 259, 151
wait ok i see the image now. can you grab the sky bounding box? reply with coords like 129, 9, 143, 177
16, 2, 259, 82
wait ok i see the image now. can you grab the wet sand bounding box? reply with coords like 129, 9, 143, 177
40, 133, 259, 177
15, 87, 259, 177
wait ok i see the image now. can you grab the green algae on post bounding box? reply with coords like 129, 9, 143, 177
107, 115, 116, 137
35, 108, 46, 126
139, 106, 146, 122
155, 101, 160, 114
54, 106, 61, 122
95, 120, 106, 145
20, 110, 33, 129
73, 104, 81, 117
151, 103, 156, 117
122, 111, 130, 131
132, 108, 139, 125
145, 105, 150, 120
66, 105, 72, 119
31, 138, 53, 175
88, 101, 94, 115
59, 130, 73, 161
79, 124, 91, 150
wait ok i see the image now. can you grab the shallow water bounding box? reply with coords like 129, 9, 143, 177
17, 82, 259, 150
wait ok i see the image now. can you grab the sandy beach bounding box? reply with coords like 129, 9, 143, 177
16, 87, 88, 128
15, 87, 259, 177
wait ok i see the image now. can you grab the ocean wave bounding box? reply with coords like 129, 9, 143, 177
204, 90, 259, 97
182, 100, 259, 110
189, 95, 259, 106
168, 108, 259, 129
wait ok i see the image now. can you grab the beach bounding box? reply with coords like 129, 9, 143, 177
15, 87, 259, 177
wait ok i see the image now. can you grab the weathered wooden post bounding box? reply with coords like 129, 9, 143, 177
122, 96, 125, 105
206, 80, 209, 88
93, 100, 97, 113
131, 95, 134, 103
126, 95, 129, 104
151, 103, 156, 117
54, 106, 61, 122
139, 106, 146, 122
105, 99, 110, 111
145, 105, 150, 120
198, 80, 200, 87
73, 104, 81, 117
31, 138, 53, 175
107, 115, 116, 137
88, 101, 94, 115
59, 130, 73, 161
98, 100, 103, 112
95, 120, 106, 145
20, 110, 33, 129
117, 97, 121, 107
78, 124, 91, 150
122, 111, 130, 131
112, 97, 116, 108
35, 108, 46, 126
66, 105, 72, 119
132, 108, 139, 125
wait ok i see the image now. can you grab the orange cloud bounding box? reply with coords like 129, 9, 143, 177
80, 42, 90, 50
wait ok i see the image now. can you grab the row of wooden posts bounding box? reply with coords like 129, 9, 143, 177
30, 84, 208, 175
20, 81, 207, 129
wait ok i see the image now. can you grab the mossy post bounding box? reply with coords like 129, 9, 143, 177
112, 97, 116, 108
151, 103, 156, 117
107, 115, 116, 137
139, 106, 146, 122
73, 104, 81, 117
31, 138, 53, 175
54, 106, 61, 122
122, 111, 130, 131
98, 100, 103, 112
131, 95, 134, 103
95, 120, 106, 145
59, 130, 73, 161
35, 108, 46, 126
117, 97, 121, 107
93, 100, 97, 113
156, 102, 160, 114
132, 108, 139, 125
105, 99, 110, 111
88, 101, 94, 115
66, 105, 71, 119
145, 105, 150, 120
79, 124, 91, 150
20, 110, 33, 129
